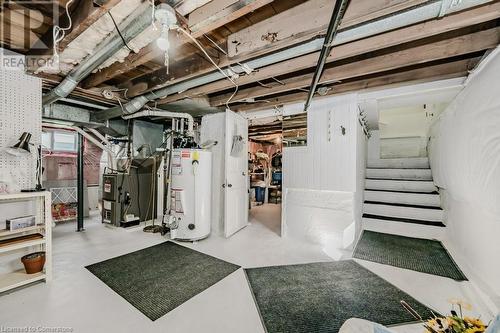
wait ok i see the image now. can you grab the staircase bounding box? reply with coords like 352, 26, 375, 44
362, 157, 446, 240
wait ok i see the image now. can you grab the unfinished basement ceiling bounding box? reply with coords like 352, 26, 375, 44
1, 0, 499, 120
38, 0, 161, 75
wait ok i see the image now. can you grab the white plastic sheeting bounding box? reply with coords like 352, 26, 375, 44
429, 46, 500, 304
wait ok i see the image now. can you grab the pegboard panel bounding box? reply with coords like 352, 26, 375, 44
0, 69, 42, 190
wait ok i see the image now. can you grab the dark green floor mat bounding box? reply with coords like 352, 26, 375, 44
86, 241, 240, 321
354, 231, 467, 281
245, 260, 435, 333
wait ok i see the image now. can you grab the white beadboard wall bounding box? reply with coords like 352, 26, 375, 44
282, 94, 366, 253
283, 94, 360, 192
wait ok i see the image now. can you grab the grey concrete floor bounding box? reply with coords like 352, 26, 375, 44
0, 206, 491, 333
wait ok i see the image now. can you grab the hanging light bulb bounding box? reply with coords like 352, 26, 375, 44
154, 4, 177, 73
156, 26, 170, 51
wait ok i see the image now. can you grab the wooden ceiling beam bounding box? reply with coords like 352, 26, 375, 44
210, 27, 499, 106
79, 2, 190, 88
157, 3, 500, 104
58, 0, 122, 51
189, 0, 275, 38
231, 57, 479, 112
81, 0, 272, 88
227, 0, 427, 57
81, 43, 162, 88
119, 0, 452, 97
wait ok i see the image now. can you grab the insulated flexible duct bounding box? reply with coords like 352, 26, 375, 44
42, 2, 159, 106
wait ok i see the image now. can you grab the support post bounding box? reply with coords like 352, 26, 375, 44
77, 131, 85, 231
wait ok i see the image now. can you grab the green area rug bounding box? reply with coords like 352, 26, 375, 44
86, 242, 240, 321
245, 260, 435, 333
353, 231, 467, 281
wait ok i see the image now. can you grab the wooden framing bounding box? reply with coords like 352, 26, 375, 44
157, 3, 500, 105
58, 0, 122, 50
210, 27, 500, 106
232, 57, 479, 112
189, 0, 275, 38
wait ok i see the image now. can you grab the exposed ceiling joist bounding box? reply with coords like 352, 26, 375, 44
120, 0, 460, 97
81, 43, 162, 88
58, 0, 122, 51
232, 57, 479, 112
158, 2, 500, 105
81, 0, 273, 88
189, 0, 275, 38
210, 27, 500, 105
227, 0, 427, 58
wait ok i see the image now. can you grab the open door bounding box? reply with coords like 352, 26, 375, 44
224, 109, 249, 237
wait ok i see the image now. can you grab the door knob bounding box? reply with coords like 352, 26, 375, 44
228, 184, 233, 188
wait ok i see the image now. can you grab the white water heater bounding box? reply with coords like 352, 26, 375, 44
170, 148, 212, 241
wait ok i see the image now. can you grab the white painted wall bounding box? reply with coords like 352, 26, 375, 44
200, 113, 226, 236
428, 47, 500, 309
354, 116, 367, 239
282, 94, 366, 254
378, 103, 447, 158
283, 94, 359, 191
360, 78, 464, 163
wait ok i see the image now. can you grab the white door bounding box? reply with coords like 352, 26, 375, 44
224, 109, 249, 237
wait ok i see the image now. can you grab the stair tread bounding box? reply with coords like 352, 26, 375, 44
365, 189, 439, 195
362, 213, 445, 227
364, 201, 442, 210
366, 168, 431, 170
362, 218, 446, 240
366, 178, 434, 182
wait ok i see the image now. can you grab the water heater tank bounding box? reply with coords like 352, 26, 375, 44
170, 148, 212, 241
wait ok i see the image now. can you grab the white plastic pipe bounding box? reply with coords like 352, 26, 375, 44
42, 122, 117, 169
122, 109, 194, 136
86, 128, 116, 170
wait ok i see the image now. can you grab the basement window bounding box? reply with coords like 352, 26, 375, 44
42, 129, 78, 153
53, 132, 77, 152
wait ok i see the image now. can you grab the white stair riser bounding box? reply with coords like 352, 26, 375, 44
366, 168, 432, 180
365, 179, 437, 192
364, 190, 440, 207
362, 218, 446, 240
367, 157, 430, 169
363, 203, 443, 221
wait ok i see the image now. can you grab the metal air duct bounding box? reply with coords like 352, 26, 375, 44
42, 2, 159, 106
94, 0, 493, 121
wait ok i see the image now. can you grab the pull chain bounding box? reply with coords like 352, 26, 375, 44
164, 51, 169, 75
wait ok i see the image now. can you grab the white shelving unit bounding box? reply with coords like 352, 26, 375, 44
0, 191, 52, 293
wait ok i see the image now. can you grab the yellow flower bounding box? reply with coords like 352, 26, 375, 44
464, 317, 486, 328
465, 328, 485, 333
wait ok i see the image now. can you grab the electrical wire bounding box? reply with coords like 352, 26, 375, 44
52, 0, 75, 61
108, 11, 134, 52
151, 0, 158, 30
177, 27, 238, 109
